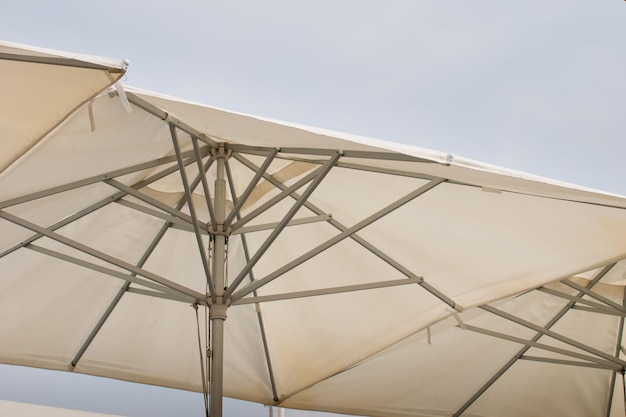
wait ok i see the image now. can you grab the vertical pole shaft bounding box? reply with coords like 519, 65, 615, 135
210, 147, 228, 417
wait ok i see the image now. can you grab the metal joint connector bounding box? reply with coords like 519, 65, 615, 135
210, 145, 232, 160
209, 303, 228, 320
207, 225, 230, 237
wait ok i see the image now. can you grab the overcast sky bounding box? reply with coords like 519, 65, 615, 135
1, 1, 626, 416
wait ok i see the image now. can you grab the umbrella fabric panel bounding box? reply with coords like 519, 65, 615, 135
468, 361, 609, 417
280, 285, 621, 417
132, 88, 626, 209
574, 261, 626, 286
72, 293, 205, 390
527, 280, 624, 357
223, 169, 454, 397
255, 286, 450, 401
0, 200, 190, 370
137, 227, 211, 294
44, 201, 170, 266
0, 184, 122, 252
0, 94, 173, 202
74, 293, 274, 403
9, 197, 177, 278
609, 367, 626, 417
356, 181, 626, 307
127, 89, 441, 160
232, 152, 626, 307
0, 41, 126, 174
0, 248, 127, 370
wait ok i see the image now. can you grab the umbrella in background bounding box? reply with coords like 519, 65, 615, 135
0, 41, 127, 173
1, 42, 626, 417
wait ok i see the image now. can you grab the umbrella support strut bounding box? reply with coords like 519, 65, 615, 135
209, 146, 229, 417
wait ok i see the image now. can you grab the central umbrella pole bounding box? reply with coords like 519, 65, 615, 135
209, 146, 229, 417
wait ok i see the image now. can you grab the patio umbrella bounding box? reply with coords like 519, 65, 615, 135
1, 43, 626, 417
0, 41, 127, 173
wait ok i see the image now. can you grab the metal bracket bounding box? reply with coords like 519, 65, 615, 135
210, 145, 233, 160
209, 303, 228, 320
207, 224, 232, 237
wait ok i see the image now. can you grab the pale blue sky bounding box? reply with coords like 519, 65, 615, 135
1, 1, 625, 416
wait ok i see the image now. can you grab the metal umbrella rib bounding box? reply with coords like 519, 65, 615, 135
68, 157, 216, 369
170, 124, 213, 295
225, 152, 342, 299
452, 263, 617, 416
0, 210, 206, 303
231, 176, 445, 303
223, 148, 279, 228
231, 152, 457, 308
0, 154, 202, 263
605, 287, 626, 417
479, 304, 626, 368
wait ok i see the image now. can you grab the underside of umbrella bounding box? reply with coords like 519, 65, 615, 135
1, 44, 626, 417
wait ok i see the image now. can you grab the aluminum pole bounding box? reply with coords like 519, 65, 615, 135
209, 146, 228, 417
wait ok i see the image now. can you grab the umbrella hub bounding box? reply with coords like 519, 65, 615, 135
209, 302, 228, 320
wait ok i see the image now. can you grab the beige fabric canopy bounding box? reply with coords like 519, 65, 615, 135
0, 41, 127, 174
1, 43, 626, 417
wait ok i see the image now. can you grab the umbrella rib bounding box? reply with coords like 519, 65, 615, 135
480, 304, 626, 367
0, 209, 206, 302
537, 287, 625, 316
224, 160, 280, 402
0, 149, 206, 210
223, 148, 279, 228
472, 187, 626, 211
125, 287, 199, 303
170, 124, 214, 294
0, 194, 117, 261
231, 277, 423, 305
452, 263, 616, 417
0, 156, 198, 261
74, 281, 131, 367
125, 92, 219, 148
191, 137, 216, 228
70, 163, 214, 368
230, 177, 445, 303
520, 355, 618, 370
561, 279, 626, 313
227, 144, 438, 163
224, 152, 342, 300
68, 223, 176, 368
105, 179, 201, 228
0, 52, 126, 72
462, 323, 619, 369
605, 285, 626, 417
115, 199, 209, 235
232, 214, 332, 235
295, 154, 626, 211
336, 161, 442, 181
26, 244, 189, 299
570, 304, 624, 317
30, 237, 194, 369
231, 153, 457, 308
229, 168, 321, 233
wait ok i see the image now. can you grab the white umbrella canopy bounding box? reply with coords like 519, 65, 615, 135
1, 44, 626, 417
0, 41, 127, 174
